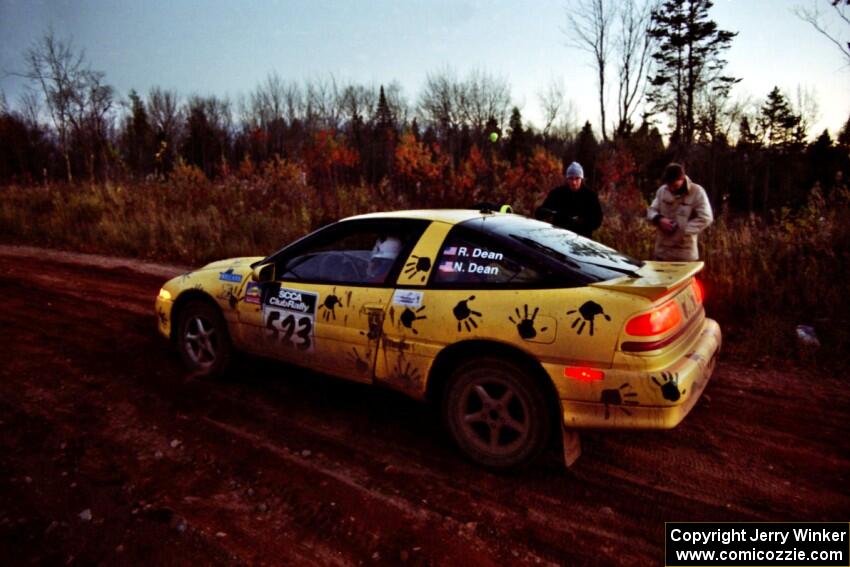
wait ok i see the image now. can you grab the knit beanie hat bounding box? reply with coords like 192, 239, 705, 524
565, 162, 584, 179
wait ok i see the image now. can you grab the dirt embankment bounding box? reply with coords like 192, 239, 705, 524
1, 246, 848, 566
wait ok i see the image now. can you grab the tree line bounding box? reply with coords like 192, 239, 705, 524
1, 0, 849, 216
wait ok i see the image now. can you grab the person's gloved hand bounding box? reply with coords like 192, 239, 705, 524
659, 217, 678, 234
535, 207, 556, 222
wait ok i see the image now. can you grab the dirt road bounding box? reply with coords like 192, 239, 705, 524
1, 245, 848, 566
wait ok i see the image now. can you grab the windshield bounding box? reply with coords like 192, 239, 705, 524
463, 215, 643, 282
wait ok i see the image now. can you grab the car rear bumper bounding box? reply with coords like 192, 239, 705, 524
560, 318, 721, 429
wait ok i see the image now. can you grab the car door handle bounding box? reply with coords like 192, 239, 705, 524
362, 305, 385, 340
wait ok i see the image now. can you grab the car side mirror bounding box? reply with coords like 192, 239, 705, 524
252, 263, 275, 283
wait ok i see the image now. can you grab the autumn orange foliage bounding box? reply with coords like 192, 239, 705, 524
393, 132, 447, 200
303, 129, 359, 188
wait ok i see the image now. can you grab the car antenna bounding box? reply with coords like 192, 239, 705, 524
475, 203, 513, 215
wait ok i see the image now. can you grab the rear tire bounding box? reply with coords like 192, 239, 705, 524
443, 356, 552, 469
176, 300, 232, 378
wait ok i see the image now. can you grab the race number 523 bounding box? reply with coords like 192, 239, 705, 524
265, 308, 313, 351
263, 286, 319, 351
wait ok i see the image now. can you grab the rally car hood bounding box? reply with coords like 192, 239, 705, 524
589, 261, 703, 299
198, 257, 265, 272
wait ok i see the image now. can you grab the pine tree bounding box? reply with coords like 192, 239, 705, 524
123, 90, 154, 176
375, 85, 395, 132
837, 114, 850, 149
506, 107, 528, 164
370, 85, 397, 183
756, 87, 804, 211
648, 0, 738, 149
759, 87, 802, 150
807, 129, 836, 190
574, 121, 600, 186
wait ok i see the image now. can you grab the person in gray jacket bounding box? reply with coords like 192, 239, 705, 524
647, 163, 713, 261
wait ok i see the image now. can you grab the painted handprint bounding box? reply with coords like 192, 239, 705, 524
347, 347, 370, 374
217, 285, 239, 309
567, 301, 611, 336
508, 304, 548, 340
651, 372, 686, 402
600, 383, 639, 420
453, 296, 482, 333
403, 256, 432, 283
391, 359, 422, 389
320, 287, 344, 321
399, 306, 427, 334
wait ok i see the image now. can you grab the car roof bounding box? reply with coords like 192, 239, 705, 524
342, 209, 504, 225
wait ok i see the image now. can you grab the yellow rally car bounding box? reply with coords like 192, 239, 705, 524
155, 209, 720, 469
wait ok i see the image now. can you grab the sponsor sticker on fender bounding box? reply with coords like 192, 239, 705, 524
219, 268, 243, 283
244, 282, 261, 304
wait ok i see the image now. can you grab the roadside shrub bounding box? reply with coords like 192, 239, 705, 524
1, 176, 846, 367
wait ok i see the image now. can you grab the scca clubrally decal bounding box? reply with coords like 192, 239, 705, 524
262, 285, 319, 351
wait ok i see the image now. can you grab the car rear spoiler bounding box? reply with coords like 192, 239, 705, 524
589, 261, 704, 299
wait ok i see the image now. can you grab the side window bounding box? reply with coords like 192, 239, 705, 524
431, 228, 544, 286
278, 220, 427, 285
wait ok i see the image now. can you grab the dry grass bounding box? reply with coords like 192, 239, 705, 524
2, 172, 847, 366
598, 187, 850, 365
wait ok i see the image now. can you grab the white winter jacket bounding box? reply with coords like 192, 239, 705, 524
646, 176, 713, 261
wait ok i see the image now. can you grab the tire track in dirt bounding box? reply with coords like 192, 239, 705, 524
0, 253, 574, 564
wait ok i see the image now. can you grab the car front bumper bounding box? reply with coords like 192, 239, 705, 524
155, 295, 173, 340
558, 318, 721, 429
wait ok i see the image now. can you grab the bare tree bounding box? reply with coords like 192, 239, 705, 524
563, 0, 616, 142
74, 69, 114, 179
305, 76, 341, 130
148, 87, 180, 135
615, 0, 656, 136
418, 68, 511, 135
418, 68, 464, 135
242, 73, 305, 157
147, 87, 181, 171
699, 93, 750, 144
537, 78, 565, 136
14, 30, 117, 181
457, 69, 512, 133
383, 81, 410, 127
792, 84, 820, 140
17, 89, 43, 128
19, 30, 88, 182
282, 81, 304, 124
795, 0, 850, 66
247, 72, 287, 129
339, 82, 377, 128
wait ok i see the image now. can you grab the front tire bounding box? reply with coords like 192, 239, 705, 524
443, 356, 552, 469
176, 300, 232, 378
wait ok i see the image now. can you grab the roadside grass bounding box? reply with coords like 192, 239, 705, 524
1, 174, 847, 367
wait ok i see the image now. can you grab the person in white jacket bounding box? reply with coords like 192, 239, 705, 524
647, 163, 713, 261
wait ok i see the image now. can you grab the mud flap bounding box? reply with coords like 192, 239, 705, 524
561, 426, 581, 467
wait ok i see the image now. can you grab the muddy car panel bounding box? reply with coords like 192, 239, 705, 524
155, 209, 721, 431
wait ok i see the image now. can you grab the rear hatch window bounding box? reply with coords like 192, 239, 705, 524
464, 215, 643, 283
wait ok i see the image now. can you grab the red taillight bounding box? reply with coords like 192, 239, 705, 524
692, 278, 704, 304
625, 300, 682, 336
564, 367, 605, 381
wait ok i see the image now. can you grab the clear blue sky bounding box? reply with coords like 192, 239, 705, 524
1, 0, 848, 136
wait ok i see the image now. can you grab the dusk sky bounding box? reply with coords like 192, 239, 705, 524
1, 0, 848, 137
